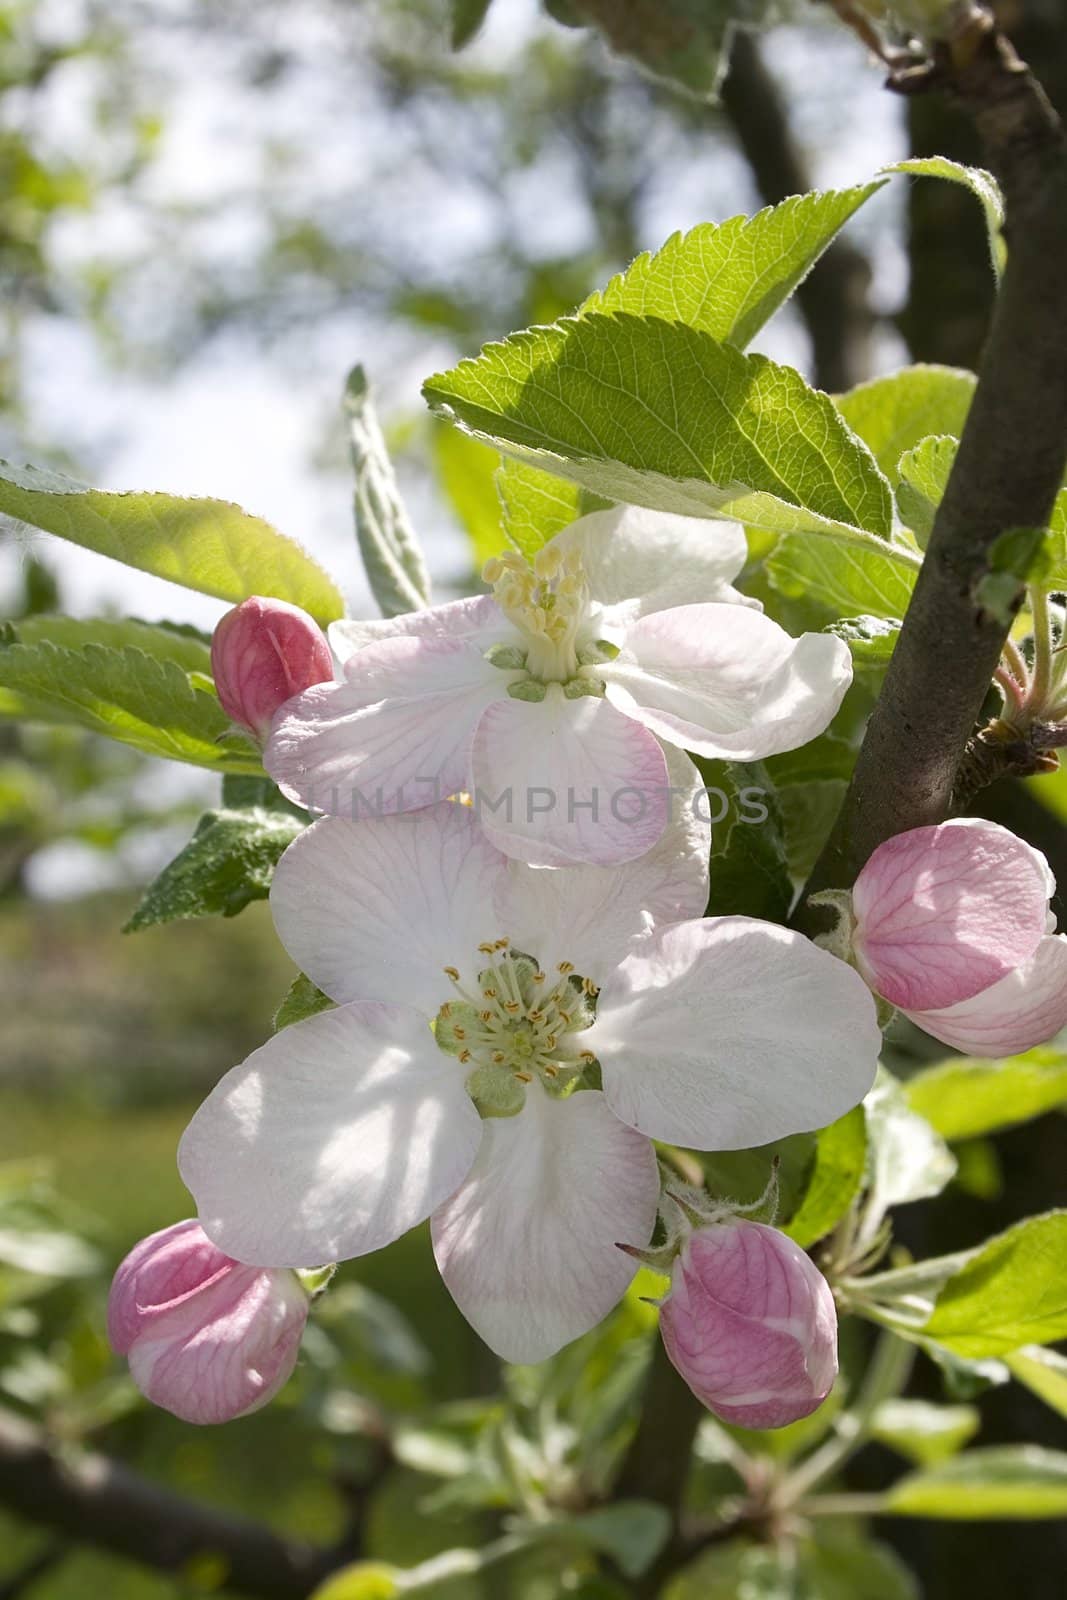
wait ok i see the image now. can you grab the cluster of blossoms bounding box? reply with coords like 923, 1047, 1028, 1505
110, 506, 1067, 1428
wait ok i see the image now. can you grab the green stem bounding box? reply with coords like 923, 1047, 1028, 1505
779, 1332, 913, 1507
1023, 586, 1055, 717
795, 1492, 890, 1518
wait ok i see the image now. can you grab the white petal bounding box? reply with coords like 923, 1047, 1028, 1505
271, 805, 510, 1015
265, 634, 506, 815
495, 745, 711, 977
469, 686, 671, 867
547, 505, 751, 616
906, 935, 1067, 1056
329, 596, 509, 664
590, 918, 881, 1149
178, 1002, 481, 1268
431, 1086, 658, 1363
603, 606, 852, 760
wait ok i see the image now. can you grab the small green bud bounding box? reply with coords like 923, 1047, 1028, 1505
507, 678, 547, 703
466, 1066, 526, 1118
484, 643, 528, 670
577, 638, 621, 666
563, 674, 605, 699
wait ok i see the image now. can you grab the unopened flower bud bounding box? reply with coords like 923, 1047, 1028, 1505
211, 597, 333, 742
108, 1219, 309, 1424
659, 1220, 837, 1430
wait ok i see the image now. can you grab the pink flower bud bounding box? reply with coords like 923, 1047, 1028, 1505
659, 1221, 837, 1430
108, 1220, 308, 1425
850, 818, 1067, 1055
211, 597, 333, 742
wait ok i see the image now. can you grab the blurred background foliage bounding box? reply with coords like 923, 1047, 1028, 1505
2, 1, 1067, 1597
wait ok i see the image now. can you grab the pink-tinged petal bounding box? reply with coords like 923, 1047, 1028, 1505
127, 1264, 308, 1426
469, 687, 670, 867
179, 1002, 481, 1268
108, 1220, 234, 1354
905, 934, 1067, 1056
590, 918, 880, 1149
328, 595, 509, 664
431, 1086, 658, 1364
494, 745, 711, 978
660, 1222, 837, 1430
546, 505, 750, 616
265, 634, 506, 815
852, 818, 1054, 1011
212, 598, 335, 743
271, 805, 509, 1015
602, 606, 851, 759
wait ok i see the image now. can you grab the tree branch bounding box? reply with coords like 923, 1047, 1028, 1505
720, 30, 874, 392
0, 1406, 338, 1600
803, 12, 1067, 899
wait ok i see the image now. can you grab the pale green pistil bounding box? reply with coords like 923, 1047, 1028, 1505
436, 939, 598, 1116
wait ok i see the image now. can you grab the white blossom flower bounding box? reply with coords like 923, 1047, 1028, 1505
265, 505, 852, 867
179, 781, 880, 1365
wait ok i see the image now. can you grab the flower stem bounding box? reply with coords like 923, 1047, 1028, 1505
1023, 586, 1056, 716
779, 1331, 913, 1507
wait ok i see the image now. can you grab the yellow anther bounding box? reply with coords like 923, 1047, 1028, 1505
444, 966, 460, 981
478, 942, 496, 955
459, 1049, 472, 1064
514, 1070, 532, 1083
558, 961, 574, 975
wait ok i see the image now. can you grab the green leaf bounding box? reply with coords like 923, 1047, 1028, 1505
699, 1133, 816, 1227
14, 614, 212, 675
497, 458, 583, 558
905, 1046, 1067, 1141
699, 759, 791, 923
668, 1533, 918, 1600
835, 365, 975, 481
1005, 1345, 1067, 1420
582, 185, 885, 351
0, 635, 262, 772
450, 0, 493, 48
864, 1067, 957, 1213
764, 732, 857, 880
870, 1398, 980, 1466
123, 792, 305, 932
922, 1210, 1067, 1357
313, 1565, 400, 1600
566, 0, 771, 101
895, 434, 958, 545
765, 530, 917, 621
345, 366, 431, 617
886, 1446, 1067, 1519
829, 614, 901, 672
784, 1107, 867, 1249
424, 313, 895, 541
532, 1502, 671, 1580
432, 423, 503, 570
0, 460, 344, 624
884, 158, 1005, 279
274, 972, 335, 1031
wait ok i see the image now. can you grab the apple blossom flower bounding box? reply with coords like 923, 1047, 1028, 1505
847, 818, 1067, 1055
212, 596, 334, 743
264, 504, 852, 866
659, 1219, 838, 1429
179, 775, 880, 1365
108, 1219, 308, 1424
